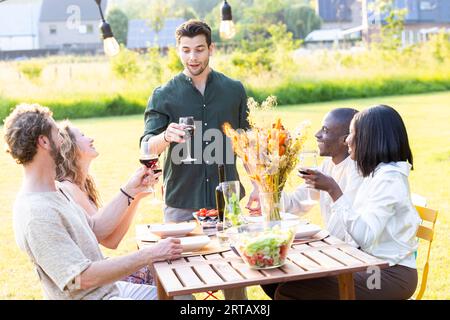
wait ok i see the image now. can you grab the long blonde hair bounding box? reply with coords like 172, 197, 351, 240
56, 120, 101, 208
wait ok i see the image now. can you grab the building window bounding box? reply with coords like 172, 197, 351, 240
79, 24, 94, 35
420, 0, 437, 11
49, 25, 57, 35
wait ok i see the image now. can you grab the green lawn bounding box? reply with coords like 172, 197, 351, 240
0, 91, 449, 299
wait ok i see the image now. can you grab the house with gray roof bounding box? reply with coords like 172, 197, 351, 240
39, 0, 107, 52
0, 0, 108, 55
312, 0, 450, 47
127, 18, 185, 50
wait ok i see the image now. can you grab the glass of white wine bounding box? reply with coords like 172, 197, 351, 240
298, 150, 319, 207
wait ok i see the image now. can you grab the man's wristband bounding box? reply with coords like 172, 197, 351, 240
163, 130, 169, 143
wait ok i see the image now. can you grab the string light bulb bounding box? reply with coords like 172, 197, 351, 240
220, 1, 236, 40
95, 0, 120, 56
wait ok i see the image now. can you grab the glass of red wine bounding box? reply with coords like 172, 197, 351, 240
140, 141, 164, 204
179, 116, 197, 163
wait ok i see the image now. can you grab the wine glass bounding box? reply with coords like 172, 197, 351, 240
298, 150, 319, 206
179, 116, 197, 163
139, 141, 164, 204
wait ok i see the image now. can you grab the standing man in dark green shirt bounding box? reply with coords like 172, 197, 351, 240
140, 20, 257, 223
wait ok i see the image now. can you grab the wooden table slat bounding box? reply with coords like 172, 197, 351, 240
191, 264, 226, 285
280, 260, 306, 274
301, 249, 345, 269
291, 243, 311, 251
260, 267, 286, 277
324, 235, 346, 245
153, 265, 185, 292
173, 266, 204, 287
339, 246, 380, 264
211, 262, 245, 282
187, 256, 205, 262
288, 252, 324, 271
320, 247, 364, 266
171, 257, 188, 265
222, 251, 238, 259
204, 253, 224, 260
308, 241, 328, 247
228, 261, 265, 280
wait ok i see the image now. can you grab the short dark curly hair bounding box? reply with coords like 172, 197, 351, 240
175, 19, 212, 47
3, 103, 54, 165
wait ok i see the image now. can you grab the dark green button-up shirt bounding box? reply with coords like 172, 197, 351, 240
141, 70, 250, 210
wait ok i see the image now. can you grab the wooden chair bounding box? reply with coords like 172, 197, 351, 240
202, 290, 220, 300
414, 205, 438, 300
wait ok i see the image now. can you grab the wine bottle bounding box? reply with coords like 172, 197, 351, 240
215, 164, 226, 222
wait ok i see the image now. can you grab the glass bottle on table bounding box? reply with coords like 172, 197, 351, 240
298, 150, 319, 207
215, 164, 226, 223
217, 180, 244, 245
215, 164, 226, 240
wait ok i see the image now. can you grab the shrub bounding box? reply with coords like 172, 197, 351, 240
246, 76, 450, 105
18, 61, 45, 81
167, 47, 183, 73
143, 48, 163, 83
110, 46, 140, 79
231, 48, 274, 72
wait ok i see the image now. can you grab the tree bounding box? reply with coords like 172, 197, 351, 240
145, 0, 172, 47
244, 0, 285, 26
107, 8, 129, 45
283, 5, 321, 39
371, 0, 407, 50
116, 0, 151, 19
175, 6, 198, 21
180, 0, 222, 19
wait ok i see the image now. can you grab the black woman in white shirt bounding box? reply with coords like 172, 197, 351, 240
275, 105, 421, 300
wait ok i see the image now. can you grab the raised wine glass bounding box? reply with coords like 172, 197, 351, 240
298, 150, 319, 207
139, 141, 164, 204
179, 116, 197, 163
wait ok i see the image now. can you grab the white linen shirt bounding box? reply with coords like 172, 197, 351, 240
281, 156, 363, 243
329, 162, 421, 268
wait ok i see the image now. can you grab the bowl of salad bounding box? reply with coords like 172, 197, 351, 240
229, 220, 299, 269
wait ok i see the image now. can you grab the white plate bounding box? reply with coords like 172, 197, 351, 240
295, 224, 321, 239
244, 212, 303, 223
148, 222, 196, 238
179, 235, 210, 252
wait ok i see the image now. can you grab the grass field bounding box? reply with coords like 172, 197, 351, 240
0, 91, 448, 300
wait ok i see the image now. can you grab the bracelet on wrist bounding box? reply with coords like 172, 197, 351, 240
163, 131, 169, 143
120, 188, 135, 206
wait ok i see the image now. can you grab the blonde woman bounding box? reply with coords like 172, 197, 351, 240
56, 120, 160, 285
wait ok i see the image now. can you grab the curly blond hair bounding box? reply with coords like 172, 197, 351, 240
56, 120, 101, 208
3, 103, 54, 165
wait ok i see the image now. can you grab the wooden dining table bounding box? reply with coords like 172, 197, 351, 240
136, 224, 389, 300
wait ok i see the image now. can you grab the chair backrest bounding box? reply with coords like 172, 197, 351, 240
411, 193, 427, 207
414, 205, 438, 300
